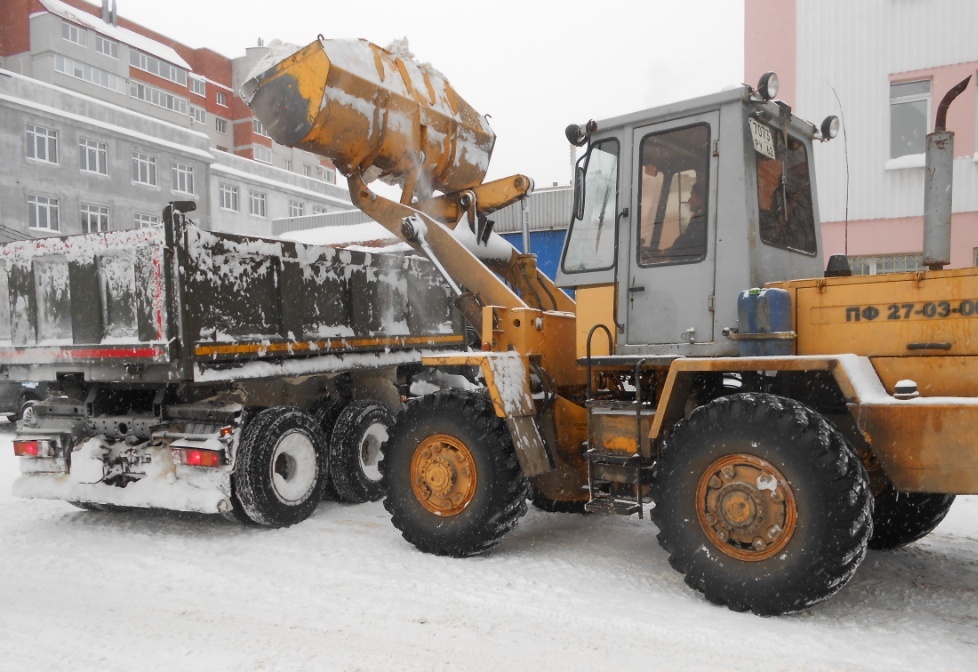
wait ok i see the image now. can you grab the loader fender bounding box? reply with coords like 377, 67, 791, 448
422, 352, 553, 476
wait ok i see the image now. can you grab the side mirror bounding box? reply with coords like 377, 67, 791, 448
573, 165, 585, 220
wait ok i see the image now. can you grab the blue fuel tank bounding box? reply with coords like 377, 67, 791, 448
737, 287, 793, 356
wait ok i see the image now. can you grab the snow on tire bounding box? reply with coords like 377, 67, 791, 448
381, 390, 529, 557
329, 400, 394, 504
232, 406, 327, 528
651, 392, 873, 616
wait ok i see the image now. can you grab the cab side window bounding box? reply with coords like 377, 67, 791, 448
755, 126, 817, 255
637, 124, 711, 266
562, 139, 620, 273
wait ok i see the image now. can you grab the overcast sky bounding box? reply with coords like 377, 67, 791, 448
119, 0, 745, 189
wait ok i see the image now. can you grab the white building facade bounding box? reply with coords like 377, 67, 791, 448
745, 0, 978, 271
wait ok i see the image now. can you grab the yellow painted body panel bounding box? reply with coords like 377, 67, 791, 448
529, 396, 590, 503
575, 285, 617, 359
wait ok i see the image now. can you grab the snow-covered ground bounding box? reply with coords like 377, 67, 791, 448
2, 423, 976, 672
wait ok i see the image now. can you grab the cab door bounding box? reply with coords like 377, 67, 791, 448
624, 112, 718, 347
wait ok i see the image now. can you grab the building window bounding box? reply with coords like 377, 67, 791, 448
289, 200, 305, 217
95, 34, 118, 58
28, 195, 60, 231
890, 80, 930, 159
253, 145, 273, 164
220, 183, 239, 211
130, 49, 188, 86
62, 20, 86, 45
79, 138, 108, 175
56, 54, 127, 93
283, 159, 292, 172
849, 252, 924, 275
216, 91, 228, 107
303, 164, 313, 177
135, 212, 160, 228
215, 117, 229, 134
81, 204, 109, 233
189, 77, 206, 96
253, 118, 270, 137
132, 151, 158, 186
172, 162, 195, 194
322, 167, 336, 184
249, 191, 267, 217
130, 81, 189, 115
312, 205, 329, 215
190, 105, 206, 125
26, 124, 59, 164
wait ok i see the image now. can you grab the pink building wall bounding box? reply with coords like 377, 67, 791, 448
744, 0, 796, 106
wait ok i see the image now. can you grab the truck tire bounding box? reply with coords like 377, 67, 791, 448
232, 407, 327, 528
528, 484, 589, 514
313, 397, 349, 502
868, 485, 955, 551
381, 390, 529, 557
651, 393, 873, 616
329, 400, 394, 503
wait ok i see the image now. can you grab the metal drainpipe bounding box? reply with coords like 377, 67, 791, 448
520, 197, 531, 255
923, 76, 971, 270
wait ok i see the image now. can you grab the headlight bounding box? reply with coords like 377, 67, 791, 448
757, 72, 779, 101
820, 115, 840, 140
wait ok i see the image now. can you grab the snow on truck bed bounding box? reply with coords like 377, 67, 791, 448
0, 219, 464, 382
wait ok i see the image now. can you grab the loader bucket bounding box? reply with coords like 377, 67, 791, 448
242, 38, 495, 196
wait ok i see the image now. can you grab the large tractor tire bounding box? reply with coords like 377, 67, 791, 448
651, 393, 873, 616
381, 390, 529, 557
868, 485, 955, 551
232, 407, 328, 528
528, 484, 589, 514
329, 400, 395, 503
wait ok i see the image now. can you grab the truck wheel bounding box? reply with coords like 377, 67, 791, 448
329, 400, 394, 503
868, 485, 955, 551
313, 397, 349, 502
528, 484, 589, 514
232, 407, 327, 527
381, 390, 529, 557
652, 393, 873, 616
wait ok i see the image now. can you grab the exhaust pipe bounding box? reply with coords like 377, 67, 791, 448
923, 76, 971, 270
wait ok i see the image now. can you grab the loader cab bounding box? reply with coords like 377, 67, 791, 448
556, 76, 831, 359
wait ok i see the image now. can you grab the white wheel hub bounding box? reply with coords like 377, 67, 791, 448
270, 430, 318, 504
358, 422, 388, 482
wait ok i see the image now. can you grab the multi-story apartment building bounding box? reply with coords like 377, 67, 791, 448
745, 0, 978, 273
0, 0, 352, 239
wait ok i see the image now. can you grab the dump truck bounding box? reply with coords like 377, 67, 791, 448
243, 37, 978, 615
5, 202, 467, 526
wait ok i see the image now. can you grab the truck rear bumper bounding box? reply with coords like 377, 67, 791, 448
12, 472, 232, 514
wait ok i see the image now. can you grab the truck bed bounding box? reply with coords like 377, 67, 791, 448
0, 216, 464, 383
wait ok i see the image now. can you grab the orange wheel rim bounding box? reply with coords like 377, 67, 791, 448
695, 453, 797, 561
410, 434, 477, 517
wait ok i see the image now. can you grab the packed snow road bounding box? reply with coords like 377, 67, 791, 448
1, 423, 975, 672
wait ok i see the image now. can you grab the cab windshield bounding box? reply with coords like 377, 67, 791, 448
561, 139, 619, 273
752, 120, 817, 255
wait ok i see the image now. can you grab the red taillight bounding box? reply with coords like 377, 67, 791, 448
175, 448, 225, 468
14, 440, 41, 457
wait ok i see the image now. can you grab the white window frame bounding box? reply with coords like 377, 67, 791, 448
215, 117, 229, 134
253, 144, 273, 164
26, 124, 59, 164
79, 138, 108, 175
132, 151, 158, 186
62, 20, 86, 45
219, 183, 239, 211
56, 54, 127, 93
135, 212, 160, 228
889, 80, 931, 159
249, 191, 267, 218
129, 49, 188, 86
252, 118, 270, 137
81, 203, 110, 233
190, 105, 206, 125
28, 195, 60, 231
289, 200, 305, 218
189, 76, 206, 97
171, 162, 195, 195
95, 34, 118, 58
130, 81, 189, 115
321, 167, 337, 184
216, 91, 228, 107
